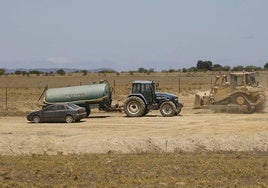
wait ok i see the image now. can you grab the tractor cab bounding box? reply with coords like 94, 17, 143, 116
131, 81, 156, 104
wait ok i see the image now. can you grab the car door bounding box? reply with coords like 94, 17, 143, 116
56, 105, 67, 121
43, 105, 57, 122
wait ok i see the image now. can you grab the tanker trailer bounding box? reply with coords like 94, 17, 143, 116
38, 81, 112, 117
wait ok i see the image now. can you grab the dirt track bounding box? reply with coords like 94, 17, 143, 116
1, 105, 268, 155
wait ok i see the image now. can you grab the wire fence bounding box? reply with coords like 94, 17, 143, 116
1, 72, 267, 113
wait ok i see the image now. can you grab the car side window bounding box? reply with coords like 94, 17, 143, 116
44, 106, 54, 112
57, 105, 65, 110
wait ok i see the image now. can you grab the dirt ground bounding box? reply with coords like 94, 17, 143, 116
1, 95, 268, 155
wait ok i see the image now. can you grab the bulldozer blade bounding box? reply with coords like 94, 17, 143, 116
194, 92, 210, 109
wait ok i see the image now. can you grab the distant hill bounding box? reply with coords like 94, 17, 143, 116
4, 67, 116, 74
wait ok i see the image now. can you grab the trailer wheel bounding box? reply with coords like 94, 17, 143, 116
33, 115, 40, 123
160, 101, 176, 117
85, 105, 91, 117
124, 96, 146, 117
65, 115, 74, 123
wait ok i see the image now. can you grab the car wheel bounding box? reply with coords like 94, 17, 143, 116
65, 115, 74, 123
32, 115, 40, 123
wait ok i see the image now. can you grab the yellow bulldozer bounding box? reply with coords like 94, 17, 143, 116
194, 72, 266, 113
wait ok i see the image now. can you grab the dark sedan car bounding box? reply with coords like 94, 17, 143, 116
27, 103, 87, 123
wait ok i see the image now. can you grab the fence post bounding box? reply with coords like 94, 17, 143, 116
211, 76, 213, 88
178, 77, 181, 93
5, 88, 7, 111
113, 80, 116, 98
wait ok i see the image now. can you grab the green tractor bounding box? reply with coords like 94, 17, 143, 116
123, 80, 183, 117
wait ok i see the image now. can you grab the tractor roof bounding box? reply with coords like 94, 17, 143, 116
230, 72, 257, 76
132, 80, 154, 84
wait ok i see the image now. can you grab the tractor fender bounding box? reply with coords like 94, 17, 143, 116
127, 94, 148, 104
158, 99, 170, 106
158, 98, 181, 107
157, 99, 180, 112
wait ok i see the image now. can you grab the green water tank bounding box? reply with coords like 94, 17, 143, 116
43, 83, 112, 107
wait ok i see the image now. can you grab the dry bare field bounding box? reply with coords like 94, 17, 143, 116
0, 72, 268, 187
0, 71, 268, 154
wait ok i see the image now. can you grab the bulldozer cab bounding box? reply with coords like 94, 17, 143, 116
132, 81, 156, 104
211, 72, 258, 101
230, 72, 258, 89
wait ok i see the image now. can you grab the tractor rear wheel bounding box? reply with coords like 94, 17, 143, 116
124, 96, 146, 117
160, 101, 176, 117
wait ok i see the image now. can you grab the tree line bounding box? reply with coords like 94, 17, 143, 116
1, 61, 268, 76
138, 61, 268, 73
0, 69, 67, 76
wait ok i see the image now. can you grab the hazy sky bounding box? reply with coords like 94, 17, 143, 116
0, 0, 267, 71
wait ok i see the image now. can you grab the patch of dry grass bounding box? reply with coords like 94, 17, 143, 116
0, 152, 268, 187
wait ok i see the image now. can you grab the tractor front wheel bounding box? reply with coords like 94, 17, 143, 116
124, 96, 146, 117
160, 101, 176, 117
